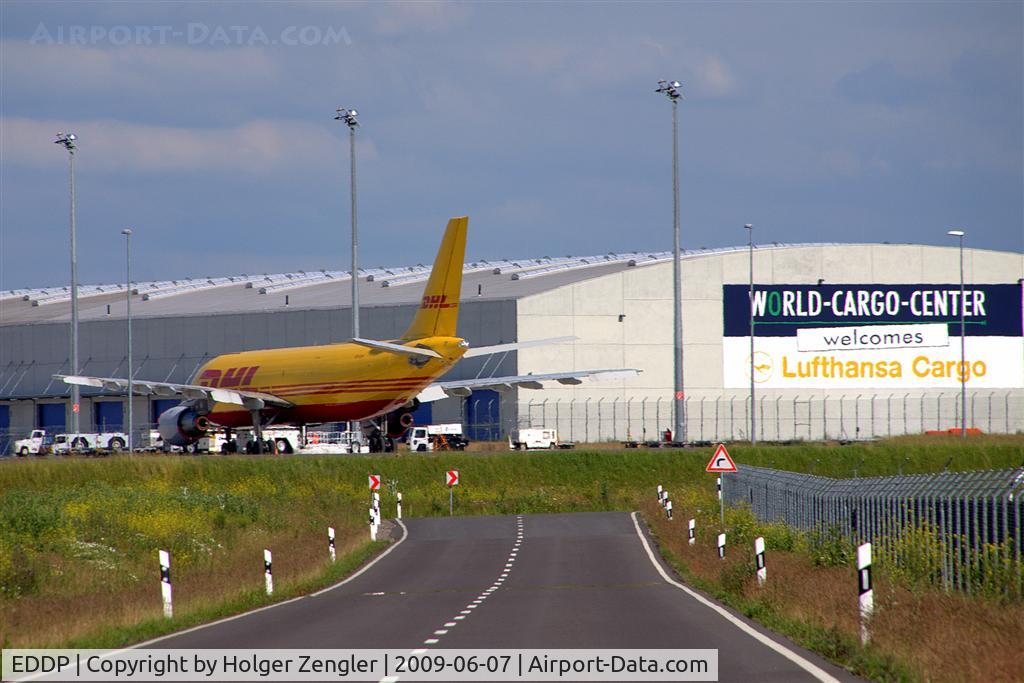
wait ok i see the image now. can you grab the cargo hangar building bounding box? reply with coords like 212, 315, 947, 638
1, 242, 1021, 452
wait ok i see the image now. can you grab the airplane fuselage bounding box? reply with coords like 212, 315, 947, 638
193, 336, 467, 428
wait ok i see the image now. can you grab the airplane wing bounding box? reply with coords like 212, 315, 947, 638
462, 336, 577, 358
415, 369, 641, 403
55, 375, 294, 408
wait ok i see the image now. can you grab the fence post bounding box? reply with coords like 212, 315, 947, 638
729, 396, 736, 441
699, 397, 705, 442
715, 396, 721, 442
641, 398, 647, 441
855, 394, 862, 440
656, 398, 663, 439
569, 399, 575, 442
626, 397, 632, 441
902, 393, 908, 436
822, 395, 828, 440
585, 398, 591, 444
759, 395, 766, 442
792, 395, 799, 441
775, 396, 782, 442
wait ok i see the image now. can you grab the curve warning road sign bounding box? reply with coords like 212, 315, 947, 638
446, 470, 460, 486
706, 444, 737, 473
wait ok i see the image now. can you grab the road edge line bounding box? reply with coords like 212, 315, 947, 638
130, 518, 409, 647
629, 511, 841, 683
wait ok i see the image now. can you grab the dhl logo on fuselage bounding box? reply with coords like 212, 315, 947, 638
421, 294, 457, 310
198, 366, 259, 388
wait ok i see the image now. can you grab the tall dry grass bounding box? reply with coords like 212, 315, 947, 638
643, 498, 1024, 683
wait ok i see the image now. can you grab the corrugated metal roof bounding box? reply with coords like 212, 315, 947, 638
0, 243, 885, 326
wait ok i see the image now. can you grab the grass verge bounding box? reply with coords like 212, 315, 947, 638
1, 438, 1021, 677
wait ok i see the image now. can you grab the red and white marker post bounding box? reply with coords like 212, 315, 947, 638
858, 542, 873, 645
368, 475, 381, 540
264, 549, 273, 595
447, 470, 460, 515
755, 536, 766, 586
717, 533, 726, 559
158, 550, 172, 618
688, 518, 696, 546
396, 491, 403, 520
328, 527, 336, 562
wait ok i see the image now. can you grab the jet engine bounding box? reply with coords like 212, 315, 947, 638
158, 405, 211, 447
385, 398, 419, 438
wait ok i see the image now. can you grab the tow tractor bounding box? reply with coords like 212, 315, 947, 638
408, 423, 470, 452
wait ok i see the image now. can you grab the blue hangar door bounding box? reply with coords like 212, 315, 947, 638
151, 399, 181, 424
95, 401, 123, 432
0, 405, 9, 454
38, 403, 66, 433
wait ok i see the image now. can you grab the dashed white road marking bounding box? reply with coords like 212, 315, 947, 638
416, 516, 524, 651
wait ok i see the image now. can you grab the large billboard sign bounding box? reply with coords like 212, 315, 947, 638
723, 284, 1023, 389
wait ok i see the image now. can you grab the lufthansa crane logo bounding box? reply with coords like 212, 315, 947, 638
421, 294, 457, 310
746, 352, 773, 383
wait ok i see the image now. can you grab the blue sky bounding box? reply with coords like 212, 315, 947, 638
1, 1, 1021, 289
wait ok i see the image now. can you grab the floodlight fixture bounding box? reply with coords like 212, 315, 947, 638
656, 79, 683, 101
335, 107, 359, 128
55, 131, 77, 152
947, 229, 964, 237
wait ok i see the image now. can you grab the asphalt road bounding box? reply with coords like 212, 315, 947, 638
151, 512, 858, 682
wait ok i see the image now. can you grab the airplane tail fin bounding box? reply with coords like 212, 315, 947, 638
401, 216, 468, 340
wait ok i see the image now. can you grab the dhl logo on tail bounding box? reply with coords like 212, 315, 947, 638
421, 294, 457, 310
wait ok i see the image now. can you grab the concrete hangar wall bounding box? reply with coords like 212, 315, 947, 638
1, 243, 1021, 447
516, 244, 1023, 442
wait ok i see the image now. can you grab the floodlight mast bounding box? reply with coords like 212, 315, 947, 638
656, 79, 685, 443
335, 107, 360, 338
121, 228, 133, 452
55, 132, 80, 435
947, 229, 967, 440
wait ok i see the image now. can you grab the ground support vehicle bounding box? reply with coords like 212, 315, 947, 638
409, 423, 469, 452
508, 428, 574, 450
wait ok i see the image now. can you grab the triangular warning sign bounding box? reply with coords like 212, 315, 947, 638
706, 443, 737, 473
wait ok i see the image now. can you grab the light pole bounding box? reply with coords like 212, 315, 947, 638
947, 229, 966, 439
55, 132, 80, 434
121, 228, 133, 452
335, 107, 360, 338
746, 223, 755, 445
656, 79, 685, 443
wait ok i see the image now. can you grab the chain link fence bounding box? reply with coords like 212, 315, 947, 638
514, 390, 1022, 443
723, 465, 1024, 599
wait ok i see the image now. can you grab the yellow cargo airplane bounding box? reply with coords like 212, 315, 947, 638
59, 217, 638, 452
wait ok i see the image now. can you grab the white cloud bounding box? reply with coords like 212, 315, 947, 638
0, 118, 370, 174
